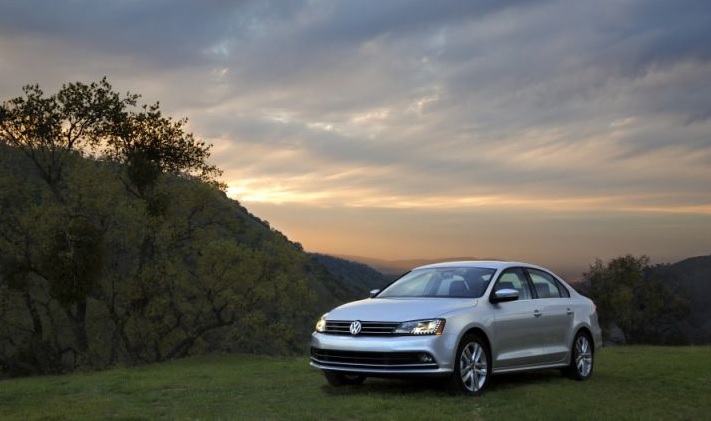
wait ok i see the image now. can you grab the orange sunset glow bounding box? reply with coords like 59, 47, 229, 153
2, 1, 710, 276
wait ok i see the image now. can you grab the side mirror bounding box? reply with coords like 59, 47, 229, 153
369, 289, 380, 298
490, 288, 519, 303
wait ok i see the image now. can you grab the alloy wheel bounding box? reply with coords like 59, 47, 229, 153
575, 335, 593, 377
459, 341, 488, 393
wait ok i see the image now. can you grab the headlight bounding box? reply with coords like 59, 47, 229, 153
394, 319, 445, 335
315, 314, 328, 333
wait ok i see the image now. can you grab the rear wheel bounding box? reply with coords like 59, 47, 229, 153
447, 334, 490, 395
565, 331, 594, 380
324, 371, 366, 387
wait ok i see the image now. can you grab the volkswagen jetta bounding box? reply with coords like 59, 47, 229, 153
310, 261, 602, 395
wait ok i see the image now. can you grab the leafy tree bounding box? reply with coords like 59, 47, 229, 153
0, 78, 136, 196
106, 103, 223, 198
585, 255, 689, 344
0, 78, 222, 198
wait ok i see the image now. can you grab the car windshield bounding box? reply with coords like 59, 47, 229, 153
377, 267, 495, 298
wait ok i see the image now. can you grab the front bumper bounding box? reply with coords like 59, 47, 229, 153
310, 332, 457, 375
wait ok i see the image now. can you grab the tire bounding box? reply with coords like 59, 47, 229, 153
447, 334, 490, 395
565, 331, 594, 381
323, 371, 366, 387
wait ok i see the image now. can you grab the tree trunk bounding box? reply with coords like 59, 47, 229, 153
64, 299, 89, 357
22, 290, 43, 338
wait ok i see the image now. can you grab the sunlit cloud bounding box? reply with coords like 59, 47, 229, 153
1, 0, 711, 268
225, 178, 711, 216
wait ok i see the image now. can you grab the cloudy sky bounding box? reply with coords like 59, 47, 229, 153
1, 0, 710, 274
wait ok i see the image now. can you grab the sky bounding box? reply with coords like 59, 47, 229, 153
1, 0, 710, 275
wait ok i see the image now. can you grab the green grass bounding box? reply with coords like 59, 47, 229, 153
1, 346, 710, 420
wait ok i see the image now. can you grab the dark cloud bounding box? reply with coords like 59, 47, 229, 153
1, 0, 711, 265
0, 0, 258, 67
295, 0, 539, 45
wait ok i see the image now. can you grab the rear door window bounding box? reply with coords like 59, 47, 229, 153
527, 269, 568, 298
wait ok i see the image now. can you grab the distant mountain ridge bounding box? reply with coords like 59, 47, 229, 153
336, 254, 584, 282
336, 255, 486, 276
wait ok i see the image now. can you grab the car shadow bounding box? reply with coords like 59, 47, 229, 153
319, 370, 567, 396
485, 369, 566, 392
320, 377, 450, 397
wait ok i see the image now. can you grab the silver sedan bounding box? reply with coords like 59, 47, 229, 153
310, 261, 602, 395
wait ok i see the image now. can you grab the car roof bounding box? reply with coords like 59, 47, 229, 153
414, 260, 545, 272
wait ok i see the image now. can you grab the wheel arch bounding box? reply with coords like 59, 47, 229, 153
461, 327, 491, 355
571, 326, 595, 362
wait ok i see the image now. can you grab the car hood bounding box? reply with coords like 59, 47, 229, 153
326, 297, 478, 322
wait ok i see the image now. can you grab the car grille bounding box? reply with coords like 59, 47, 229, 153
324, 320, 399, 336
311, 348, 439, 370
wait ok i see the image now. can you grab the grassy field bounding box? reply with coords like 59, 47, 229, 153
1, 346, 709, 420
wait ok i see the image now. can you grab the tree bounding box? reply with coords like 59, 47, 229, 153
0, 78, 222, 198
0, 78, 136, 196
585, 255, 689, 344
105, 102, 224, 199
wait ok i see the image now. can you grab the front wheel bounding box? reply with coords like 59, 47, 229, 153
447, 334, 490, 395
565, 332, 594, 380
323, 371, 366, 387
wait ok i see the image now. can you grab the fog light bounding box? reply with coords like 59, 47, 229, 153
419, 353, 434, 363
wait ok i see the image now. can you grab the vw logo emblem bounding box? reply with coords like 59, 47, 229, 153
349, 320, 362, 335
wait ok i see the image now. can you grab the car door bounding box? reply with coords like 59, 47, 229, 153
489, 267, 550, 369
525, 268, 574, 363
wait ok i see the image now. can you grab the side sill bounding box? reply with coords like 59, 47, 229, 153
492, 362, 568, 374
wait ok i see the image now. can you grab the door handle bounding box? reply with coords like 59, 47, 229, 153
533, 309, 542, 318
566, 308, 574, 315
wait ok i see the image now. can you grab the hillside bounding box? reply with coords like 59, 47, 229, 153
0, 143, 348, 377
652, 255, 711, 343
310, 254, 389, 297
